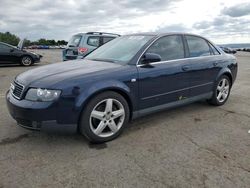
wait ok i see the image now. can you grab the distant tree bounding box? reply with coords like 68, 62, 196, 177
0, 31, 20, 46
0, 31, 68, 46
57, 40, 67, 45
48, 39, 56, 45
38, 38, 48, 45
24, 39, 31, 47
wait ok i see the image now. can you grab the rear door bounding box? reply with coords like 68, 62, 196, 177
184, 35, 222, 96
137, 35, 190, 110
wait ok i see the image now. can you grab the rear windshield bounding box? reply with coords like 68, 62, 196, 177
67, 35, 82, 47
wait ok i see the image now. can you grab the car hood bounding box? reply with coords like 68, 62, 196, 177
15, 59, 122, 87
17, 38, 25, 50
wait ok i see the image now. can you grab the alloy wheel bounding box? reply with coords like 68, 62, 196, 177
216, 78, 230, 103
89, 98, 125, 138
22, 56, 32, 66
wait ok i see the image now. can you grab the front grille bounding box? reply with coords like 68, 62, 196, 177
16, 118, 41, 130
16, 118, 32, 127
12, 82, 24, 99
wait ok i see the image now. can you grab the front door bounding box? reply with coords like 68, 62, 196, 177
0, 43, 15, 63
137, 35, 190, 110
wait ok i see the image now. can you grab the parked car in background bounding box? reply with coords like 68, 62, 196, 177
220, 46, 237, 54
59, 45, 66, 49
6, 33, 237, 143
0, 40, 42, 66
62, 32, 120, 61
37, 45, 49, 49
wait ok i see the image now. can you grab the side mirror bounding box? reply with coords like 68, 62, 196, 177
142, 53, 161, 64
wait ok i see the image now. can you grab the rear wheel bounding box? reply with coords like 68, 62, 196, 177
208, 75, 231, 106
20, 56, 33, 66
79, 91, 130, 143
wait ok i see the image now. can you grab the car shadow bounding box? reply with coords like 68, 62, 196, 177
0, 63, 42, 68
127, 101, 209, 131
1, 100, 212, 149
0, 101, 214, 153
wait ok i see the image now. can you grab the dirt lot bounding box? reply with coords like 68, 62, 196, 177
0, 50, 249, 188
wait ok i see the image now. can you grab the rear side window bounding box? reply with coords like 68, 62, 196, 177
103, 37, 115, 44
209, 43, 220, 55
146, 35, 185, 61
87, 36, 100, 47
68, 35, 82, 47
186, 36, 211, 57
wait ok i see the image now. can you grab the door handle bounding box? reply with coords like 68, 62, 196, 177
182, 65, 190, 71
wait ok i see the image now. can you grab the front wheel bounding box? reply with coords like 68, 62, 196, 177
20, 56, 33, 66
79, 91, 130, 143
208, 75, 231, 106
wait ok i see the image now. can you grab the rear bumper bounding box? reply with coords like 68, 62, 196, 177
6, 91, 77, 133
62, 49, 88, 61
63, 55, 78, 61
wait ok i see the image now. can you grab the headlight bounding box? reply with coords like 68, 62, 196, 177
25, 88, 61, 102
30, 52, 40, 57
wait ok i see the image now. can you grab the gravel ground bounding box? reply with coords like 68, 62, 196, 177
0, 50, 249, 188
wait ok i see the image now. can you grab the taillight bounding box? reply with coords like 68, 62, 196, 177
78, 47, 88, 54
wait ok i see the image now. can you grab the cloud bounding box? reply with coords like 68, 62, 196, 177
192, 16, 250, 43
221, 2, 250, 17
0, 0, 250, 43
193, 22, 212, 30
155, 24, 189, 33
0, 0, 179, 40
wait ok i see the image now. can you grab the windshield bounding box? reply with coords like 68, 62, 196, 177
85, 35, 154, 64
67, 35, 82, 47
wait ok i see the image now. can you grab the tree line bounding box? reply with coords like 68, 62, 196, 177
0, 32, 67, 46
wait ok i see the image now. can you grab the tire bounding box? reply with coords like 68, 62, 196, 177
79, 91, 130, 143
20, 56, 33, 66
208, 75, 231, 106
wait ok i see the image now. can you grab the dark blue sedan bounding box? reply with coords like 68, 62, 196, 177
6, 33, 237, 143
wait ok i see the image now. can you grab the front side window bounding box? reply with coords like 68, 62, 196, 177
87, 36, 100, 47
146, 35, 185, 61
186, 35, 211, 57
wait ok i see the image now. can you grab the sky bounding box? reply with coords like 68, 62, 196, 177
0, 0, 250, 44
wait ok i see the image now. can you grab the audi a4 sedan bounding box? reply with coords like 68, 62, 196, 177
6, 33, 237, 143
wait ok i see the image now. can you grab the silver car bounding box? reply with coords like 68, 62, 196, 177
62, 32, 120, 61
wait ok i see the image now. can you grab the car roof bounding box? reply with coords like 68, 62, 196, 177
124, 32, 218, 47
0, 41, 16, 48
125, 32, 206, 38
73, 32, 120, 37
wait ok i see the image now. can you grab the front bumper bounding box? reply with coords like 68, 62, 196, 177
33, 55, 42, 63
6, 91, 77, 133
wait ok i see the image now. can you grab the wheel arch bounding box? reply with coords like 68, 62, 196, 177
75, 81, 136, 127
216, 68, 233, 85
20, 54, 34, 64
